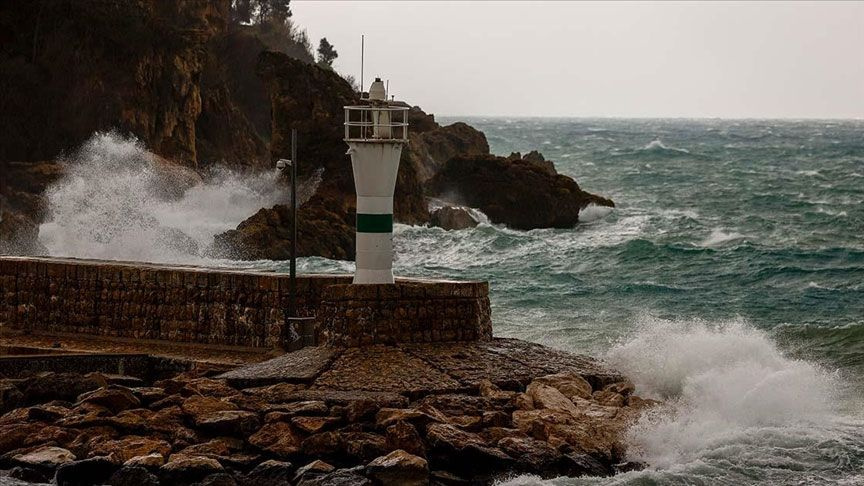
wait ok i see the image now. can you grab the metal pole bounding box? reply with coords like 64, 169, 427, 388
360, 35, 365, 96
289, 129, 297, 318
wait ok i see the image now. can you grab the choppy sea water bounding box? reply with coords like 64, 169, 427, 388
38, 120, 864, 484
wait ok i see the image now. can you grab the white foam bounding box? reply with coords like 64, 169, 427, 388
578, 204, 614, 223
640, 139, 690, 154
38, 132, 307, 264
699, 228, 746, 247
605, 317, 840, 469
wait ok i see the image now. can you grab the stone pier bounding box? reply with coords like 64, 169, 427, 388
0, 256, 492, 351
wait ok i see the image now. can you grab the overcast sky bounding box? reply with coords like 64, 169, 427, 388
292, 1, 864, 119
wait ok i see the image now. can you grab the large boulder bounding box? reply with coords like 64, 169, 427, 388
427, 155, 614, 230
429, 206, 479, 231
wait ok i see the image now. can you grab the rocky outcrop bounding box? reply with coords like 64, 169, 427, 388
427, 155, 615, 230
0, 346, 654, 485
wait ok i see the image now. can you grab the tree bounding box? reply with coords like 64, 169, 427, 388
230, 0, 291, 25
317, 38, 338, 68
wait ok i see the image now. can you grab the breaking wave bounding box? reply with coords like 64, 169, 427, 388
639, 139, 690, 155
38, 133, 293, 264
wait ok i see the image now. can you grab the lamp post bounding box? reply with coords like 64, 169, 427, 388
277, 129, 313, 349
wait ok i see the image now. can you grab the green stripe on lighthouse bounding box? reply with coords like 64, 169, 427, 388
357, 213, 393, 233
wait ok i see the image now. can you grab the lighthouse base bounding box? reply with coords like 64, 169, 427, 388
353, 268, 394, 284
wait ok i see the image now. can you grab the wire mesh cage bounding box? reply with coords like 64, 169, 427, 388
344, 105, 409, 143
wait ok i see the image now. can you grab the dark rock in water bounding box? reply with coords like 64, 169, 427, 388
430, 206, 479, 231
55, 456, 118, 486
109, 466, 161, 486
427, 155, 614, 230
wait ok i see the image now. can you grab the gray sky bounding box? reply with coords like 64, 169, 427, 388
293, 1, 864, 119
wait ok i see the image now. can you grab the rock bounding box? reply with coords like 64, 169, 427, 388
9, 465, 52, 483
425, 423, 513, 471
77, 386, 141, 414
386, 421, 426, 458
429, 206, 479, 231
13, 446, 76, 468
497, 436, 561, 473
367, 450, 429, 486
300, 431, 342, 457
292, 460, 335, 483
376, 407, 446, 428
22, 373, 107, 405
427, 155, 614, 230
109, 465, 161, 486
27, 403, 71, 422
525, 383, 580, 416
244, 459, 294, 486
149, 394, 185, 410
603, 380, 636, 397
89, 436, 172, 464
298, 467, 372, 486
0, 382, 23, 414
174, 439, 232, 459
533, 372, 594, 401
123, 453, 165, 468
263, 400, 328, 421
196, 410, 260, 436
592, 390, 626, 407
478, 412, 507, 429
291, 416, 340, 434
160, 456, 224, 483
55, 456, 118, 486
341, 432, 389, 461
248, 422, 302, 458
523, 150, 556, 174
131, 387, 168, 406
191, 473, 237, 486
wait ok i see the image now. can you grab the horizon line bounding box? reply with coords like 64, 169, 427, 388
434, 114, 864, 122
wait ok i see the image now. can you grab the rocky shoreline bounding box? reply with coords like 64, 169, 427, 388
0, 339, 655, 485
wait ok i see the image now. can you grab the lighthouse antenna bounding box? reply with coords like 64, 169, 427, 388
360, 35, 365, 97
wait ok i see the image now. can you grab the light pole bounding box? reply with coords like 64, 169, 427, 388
277, 129, 313, 349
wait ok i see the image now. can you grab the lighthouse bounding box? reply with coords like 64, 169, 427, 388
344, 78, 409, 284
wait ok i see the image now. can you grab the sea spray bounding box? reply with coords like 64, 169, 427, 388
38, 133, 303, 264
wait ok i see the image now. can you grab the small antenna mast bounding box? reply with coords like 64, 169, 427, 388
360, 35, 365, 96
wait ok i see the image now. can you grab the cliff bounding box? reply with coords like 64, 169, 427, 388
0, 0, 613, 261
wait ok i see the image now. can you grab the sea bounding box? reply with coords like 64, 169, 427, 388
37, 119, 864, 485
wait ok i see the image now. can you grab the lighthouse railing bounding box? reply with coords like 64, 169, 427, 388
344, 105, 409, 143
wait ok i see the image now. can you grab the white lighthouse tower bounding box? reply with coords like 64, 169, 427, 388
344, 78, 409, 284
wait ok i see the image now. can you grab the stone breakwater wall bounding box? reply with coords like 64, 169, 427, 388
0, 257, 491, 349
318, 282, 492, 347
